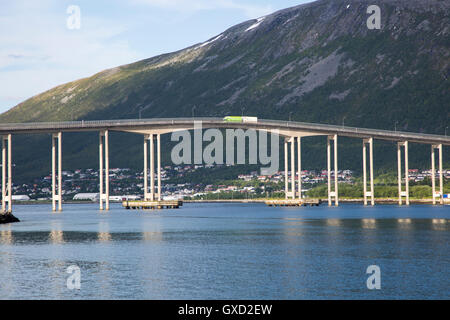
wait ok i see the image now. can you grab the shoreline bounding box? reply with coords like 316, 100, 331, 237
8, 198, 449, 206
185, 198, 448, 205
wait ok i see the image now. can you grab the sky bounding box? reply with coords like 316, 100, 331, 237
0, 0, 312, 114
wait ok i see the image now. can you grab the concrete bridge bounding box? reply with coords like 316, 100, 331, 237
1, 117, 449, 213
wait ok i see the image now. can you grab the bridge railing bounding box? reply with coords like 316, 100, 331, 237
0, 117, 448, 143
259, 119, 449, 140
0, 117, 224, 130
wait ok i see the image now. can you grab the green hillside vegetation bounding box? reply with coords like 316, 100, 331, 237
0, 0, 448, 183
307, 175, 450, 198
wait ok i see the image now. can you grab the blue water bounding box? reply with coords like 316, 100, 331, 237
0, 203, 449, 299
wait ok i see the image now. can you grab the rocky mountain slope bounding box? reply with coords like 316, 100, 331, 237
1, 0, 449, 181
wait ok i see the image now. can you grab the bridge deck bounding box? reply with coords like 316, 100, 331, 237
0, 118, 448, 145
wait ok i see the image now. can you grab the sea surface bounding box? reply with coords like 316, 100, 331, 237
0, 203, 449, 299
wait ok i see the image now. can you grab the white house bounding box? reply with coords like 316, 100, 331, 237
73, 193, 99, 201
12, 195, 30, 201
109, 195, 140, 202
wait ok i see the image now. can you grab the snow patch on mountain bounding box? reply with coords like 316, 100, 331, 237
196, 35, 223, 49
245, 17, 265, 32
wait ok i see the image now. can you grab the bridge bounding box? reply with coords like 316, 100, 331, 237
1, 117, 449, 213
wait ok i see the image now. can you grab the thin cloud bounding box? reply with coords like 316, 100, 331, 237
133, 0, 273, 18
0, 1, 141, 112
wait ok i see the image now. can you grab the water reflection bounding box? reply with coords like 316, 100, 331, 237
98, 220, 111, 242
142, 219, 164, 243
142, 231, 163, 242
397, 218, 412, 229
282, 217, 304, 225
49, 221, 64, 244
1, 203, 449, 299
362, 218, 377, 229
0, 230, 15, 297
432, 219, 448, 231
281, 217, 304, 238
0, 227, 13, 244
326, 219, 341, 227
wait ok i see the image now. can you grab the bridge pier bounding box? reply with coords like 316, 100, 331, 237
2, 134, 12, 213
99, 130, 110, 210
297, 137, 302, 200
290, 137, 295, 199
144, 135, 148, 200
363, 138, 375, 206
150, 133, 155, 200
157, 134, 161, 201
431, 144, 443, 205
397, 141, 409, 205
284, 139, 288, 199
51, 132, 62, 211
327, 135, 338, 206
284, 137, 301, 200
143, 134, 162, 201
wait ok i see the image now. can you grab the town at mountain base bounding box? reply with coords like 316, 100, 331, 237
0, 0, 448, 182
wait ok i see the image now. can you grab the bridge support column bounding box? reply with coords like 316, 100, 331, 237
1, 136, 5, 212
157, 134, 161, 201
99, 130, 109, 210
144, 134, 156, 201
290, 137, 295, 199
150, 134, 155, 201
284, 139, 288, 199
431, 144, 443, 205
144, 135, 148, 200
282, 137, 302, 200
52, 132, 62, 211
327, 135, 338, 206
363, 138, 375, 206
439, 144, 444, 205
2, 134, 12, 213
297, 137, 302, 200
397, 141, 409, 206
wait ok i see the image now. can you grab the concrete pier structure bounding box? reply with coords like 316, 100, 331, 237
327, 135, 338, 206
266, 199, 320, 207
284, 136, 302, 200
143, 133, 162, 201
150, 134, 155, 200
143, 135, 148, 201
290, 137, 295, 199
99, 130, 110, 210
1, 134, 12, 213
297, 137, 302, 200
431, 144, 444, 205
123, 199, 182, 210
157, 134, 161, 201
363, 138, 375, 206
397, 141, 410, 205
284, 139, 288, 199
51, 132, 62, 211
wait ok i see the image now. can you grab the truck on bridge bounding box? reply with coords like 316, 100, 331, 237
223, 116, 258, 123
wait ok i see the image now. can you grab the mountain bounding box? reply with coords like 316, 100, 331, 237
1, 0, 449, 182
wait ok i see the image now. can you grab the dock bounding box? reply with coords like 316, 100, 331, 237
265, 199, 321, 207
122, 200, 183, 210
